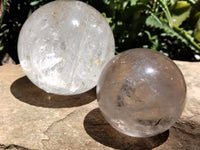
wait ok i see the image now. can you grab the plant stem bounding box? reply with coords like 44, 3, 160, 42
173, 25, 200, 53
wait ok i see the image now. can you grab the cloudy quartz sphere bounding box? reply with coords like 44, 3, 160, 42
97, 48, 186, 137
18, 1, 115, 95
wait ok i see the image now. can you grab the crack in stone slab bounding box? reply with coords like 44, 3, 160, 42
173, 123, 200, 137
43, 109, 79, 136
41, 109, 81, 149
41, 107, 94, 150
174, 126, 200, 137
0, 144, 34, 150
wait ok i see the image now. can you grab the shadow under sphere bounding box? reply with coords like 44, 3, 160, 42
84, 108, 169, 150
10, 76, 96, 108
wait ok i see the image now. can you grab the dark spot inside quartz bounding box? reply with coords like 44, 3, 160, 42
116, 81, 136, 107
121, 82, 135, 98
117, 95, 124, 107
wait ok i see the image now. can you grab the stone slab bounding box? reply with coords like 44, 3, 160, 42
0, 61, 200, 150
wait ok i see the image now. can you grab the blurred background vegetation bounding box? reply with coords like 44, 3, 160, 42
0, 0, 200, 65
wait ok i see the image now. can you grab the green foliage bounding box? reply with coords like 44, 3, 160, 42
146, 15, 200, 53
84, 0, 200, 60
170, 1, 191, 26
0, 0, 200, 62
194, 19, 200, 42
157, 0, 172, 26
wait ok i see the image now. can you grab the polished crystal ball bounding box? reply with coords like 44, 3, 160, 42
97, 48, 186, 137
18, 1, 114, 95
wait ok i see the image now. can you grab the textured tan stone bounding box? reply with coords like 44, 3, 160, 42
0, 64, 96, 150
0, 61, 199, 150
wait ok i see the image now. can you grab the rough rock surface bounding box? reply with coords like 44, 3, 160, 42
0, 61, 199, 150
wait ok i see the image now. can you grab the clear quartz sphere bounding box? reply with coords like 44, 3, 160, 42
18, 1, 115, 95
97, 48, 186, 137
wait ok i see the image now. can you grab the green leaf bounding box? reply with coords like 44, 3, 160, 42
1, 24, 6, 28
0, 0, 8, 26
146, 15, 200, 53
173, 25, 200, 53
146, 16, 166, 30
157, 0, 172, 26
144, 30, 159, 50
170, 1, 191, 27
194, 19, 200, 42
186, 0, 200, 11
30, 1, 39, 6
130, 0, 138, 6
3, 29, 9, 34
102, 12, 112, 24
122, 1, 129, 10
0, 46, 4, 51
